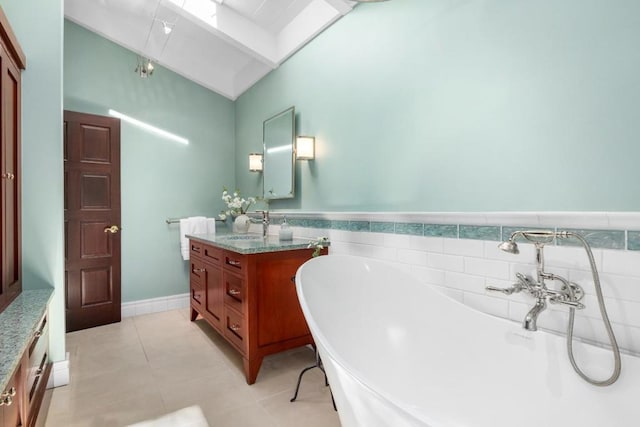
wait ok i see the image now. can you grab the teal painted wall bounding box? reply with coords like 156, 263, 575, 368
1, 0, 66, 362
235, 0, 640, 212
64, 21, 235, 302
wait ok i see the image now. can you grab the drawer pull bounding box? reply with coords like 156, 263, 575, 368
34, 329, 42, 338
192, 267, 206, 273
228, 289, 241, 296
227, 259, 241, 267
35, 367, 43, 376
229, 323, 241, 332
0, 387, 16, 406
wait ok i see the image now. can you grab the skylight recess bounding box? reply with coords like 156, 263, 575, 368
168, 0, 218, 28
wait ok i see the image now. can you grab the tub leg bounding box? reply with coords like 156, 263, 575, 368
290, 364, 318, 402
290, 349, 337, 411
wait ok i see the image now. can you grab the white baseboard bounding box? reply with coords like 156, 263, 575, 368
47, 352, 70, 388
121, 293, 190, 318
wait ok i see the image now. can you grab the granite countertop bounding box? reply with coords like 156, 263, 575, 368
0, 289, 53, 391
187, 231, 329, 255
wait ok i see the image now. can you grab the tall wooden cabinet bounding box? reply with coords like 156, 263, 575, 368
0, 6, 25, 314
0, 7, 50, 427
189, 238, 327, 384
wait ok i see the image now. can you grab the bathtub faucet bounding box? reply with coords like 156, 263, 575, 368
487, 229, 622, 386
524, 297, 547, 331
486, 231, 585, 331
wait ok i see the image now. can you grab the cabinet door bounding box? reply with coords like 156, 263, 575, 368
205, 263, 223, 330
0, 41, 22, 308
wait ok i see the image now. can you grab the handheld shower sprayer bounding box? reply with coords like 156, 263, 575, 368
499, 230, 571, 254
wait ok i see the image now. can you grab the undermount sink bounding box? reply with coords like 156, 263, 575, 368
221, 234, 263, 241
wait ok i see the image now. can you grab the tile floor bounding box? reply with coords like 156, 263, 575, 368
44, 309, 341, 427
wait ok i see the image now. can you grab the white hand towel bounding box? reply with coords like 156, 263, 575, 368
206, 218, 216, 235
179, 216, 206, 261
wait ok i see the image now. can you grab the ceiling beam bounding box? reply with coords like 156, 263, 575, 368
163, 0, 279, 68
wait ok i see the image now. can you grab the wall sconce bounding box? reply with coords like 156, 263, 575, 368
249, 153, 263, 172
296, 136, 315, 160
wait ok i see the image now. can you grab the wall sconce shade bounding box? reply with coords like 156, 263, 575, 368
296, 136, 315, 160
249, 153, 263, 172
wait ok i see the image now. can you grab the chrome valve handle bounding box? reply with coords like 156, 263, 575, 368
515, 273, 537, 292
485, 285, 518, 295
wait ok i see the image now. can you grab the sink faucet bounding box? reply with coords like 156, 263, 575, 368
250, 210, 269, 238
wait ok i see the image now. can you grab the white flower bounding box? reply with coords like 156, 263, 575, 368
219, 187, 257, 217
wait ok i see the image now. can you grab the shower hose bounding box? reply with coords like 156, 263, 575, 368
566, 232, 621, 386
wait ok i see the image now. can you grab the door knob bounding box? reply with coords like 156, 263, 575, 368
104, 225, 120, 234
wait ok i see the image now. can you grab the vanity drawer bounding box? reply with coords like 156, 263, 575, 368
223, 272, 245, 313
190, 258, 206, 282
224, 307, 246, 353
27, 313, 49, 411
223, 251, 247, 274
28, 313, 48, 358
27, 350, 48, 406
190, 240, 203, 257
203, 244, 222, 265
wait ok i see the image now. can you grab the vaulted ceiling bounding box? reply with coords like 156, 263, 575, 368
65, 0, 359, 100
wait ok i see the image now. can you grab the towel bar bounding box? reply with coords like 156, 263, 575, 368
166, 217, 225, 224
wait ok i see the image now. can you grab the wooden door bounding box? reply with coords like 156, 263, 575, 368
64, 111, 121, 332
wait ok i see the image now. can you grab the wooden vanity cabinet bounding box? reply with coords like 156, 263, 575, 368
190, 240, 326, 384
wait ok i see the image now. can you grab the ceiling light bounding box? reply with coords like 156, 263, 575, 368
162, 21, 173, 34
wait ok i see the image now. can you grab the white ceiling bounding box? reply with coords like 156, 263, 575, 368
64, 0, 359, 100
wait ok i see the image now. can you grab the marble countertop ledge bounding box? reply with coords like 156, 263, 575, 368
0, 289, 54, 391
187, 231, 329, 255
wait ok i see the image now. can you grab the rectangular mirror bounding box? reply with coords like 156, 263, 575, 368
263, 106, 295, 199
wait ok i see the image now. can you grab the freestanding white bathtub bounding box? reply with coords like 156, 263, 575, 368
295, 254, 640, 427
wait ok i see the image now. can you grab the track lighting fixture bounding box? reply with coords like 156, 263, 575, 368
135, 56, 154, 78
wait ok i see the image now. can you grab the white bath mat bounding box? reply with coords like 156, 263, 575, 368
127, 405, 209, 427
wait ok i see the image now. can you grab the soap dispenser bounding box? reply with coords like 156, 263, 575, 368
279, 217, 293, 241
